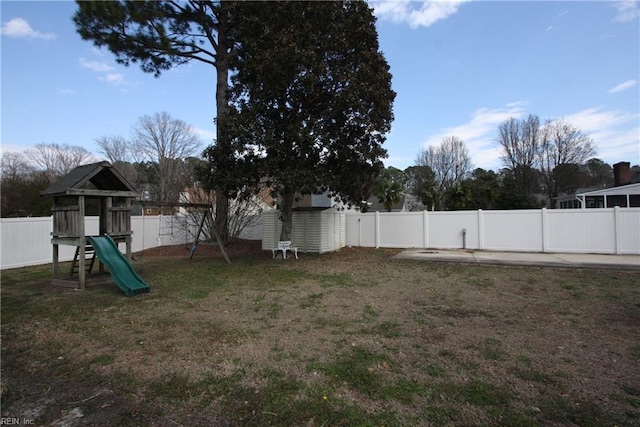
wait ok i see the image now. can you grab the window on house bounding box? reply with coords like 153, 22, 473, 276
585, 196, 604, 208
606, 195, 627, 208
629, 195, 640, 207
560, 200, 580, 209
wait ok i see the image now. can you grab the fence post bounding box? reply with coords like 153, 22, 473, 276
614, 206, 621, 254
375, 211, 380, 249
541, 208, 548, 253
423, 210, 428, 248
477, 209, 484, 250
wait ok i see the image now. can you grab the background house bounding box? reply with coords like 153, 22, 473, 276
363, 193, 419, 212
557, 161, 640, 209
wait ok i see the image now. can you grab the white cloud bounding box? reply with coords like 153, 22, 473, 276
193, 127, 216, 141
560, 107, 640, 164
421, 103, 639, 169
371, 0, 469, 29
612, 0, 640, 23
600, 31, 616, 40
58, 88, 76, 95
1, 17, 56, 39
561, 107, 638, 132
80, 57, 129, 87
91, 47, 107, 57
588, 126, 640, 164
79, 57, 113, 73
0, 143, 31, 156
383, 155, 415, 168
98, 73, 126, 86
422, 101, 528, 168
608, 79, 637, 94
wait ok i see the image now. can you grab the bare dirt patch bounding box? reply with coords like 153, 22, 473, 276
137, 238, 269, 259
2, 241, 639, 425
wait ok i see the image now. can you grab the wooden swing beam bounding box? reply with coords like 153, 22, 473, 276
135, 201, 231, 264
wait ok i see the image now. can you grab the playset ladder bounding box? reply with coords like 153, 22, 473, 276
69, 244, 97, 277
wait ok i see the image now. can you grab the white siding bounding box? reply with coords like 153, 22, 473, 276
262, 210, 345, 254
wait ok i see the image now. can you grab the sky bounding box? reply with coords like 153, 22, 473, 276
1, 0, 639, 172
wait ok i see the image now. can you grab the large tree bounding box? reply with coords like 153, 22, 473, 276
223, 1, 395, 240
582, 158, 613, 188
469, 168, 501, 210
95, 135, 130, 164
497, 166, 544, 209
497, 115, 542, 206
374, 167, 406, 212
1, 152, 51, 218
415, 136, 472, 210
25, 143, 94, 180
73, 0, 235, 243
538, 119, 596, 207
131, 112, 201, 204
404, 165, 436, 210
0, 152, 33, 181
95, 135, 139, 185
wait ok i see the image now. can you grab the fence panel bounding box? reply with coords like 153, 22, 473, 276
1, 217, 56, 269
546, 209, 616, 254
428, 211, 480, 249
618, 208, 640, 254
378, 212, 424, 248
481, 210, 543, 252
239, 215, 263, 241
345, 213, 377, 247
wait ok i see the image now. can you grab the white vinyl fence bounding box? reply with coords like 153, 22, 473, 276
0, 214, 262, 270
2, 208, 638, 269
345, 208, 640, 255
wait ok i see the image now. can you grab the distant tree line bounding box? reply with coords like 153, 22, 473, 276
3, 110, 638, 218
375, 158, 633, 213
0, 112, 203, 218
373, 115, 638, 212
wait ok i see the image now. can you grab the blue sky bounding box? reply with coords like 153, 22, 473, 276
2, 1, 639, 171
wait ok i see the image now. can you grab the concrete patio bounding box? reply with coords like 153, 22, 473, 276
394, 249, 640, 270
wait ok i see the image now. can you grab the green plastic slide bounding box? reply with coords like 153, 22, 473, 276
87, 235, 150, 297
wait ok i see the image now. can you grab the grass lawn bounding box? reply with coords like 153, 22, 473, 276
1, 241, 639, 426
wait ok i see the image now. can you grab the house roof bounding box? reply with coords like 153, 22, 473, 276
576, 182, 640, 197
292, 206, 333, 212
41, 161, 139, 198
366, 193, 416, 212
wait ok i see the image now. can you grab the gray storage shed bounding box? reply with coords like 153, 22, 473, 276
262, 208, 345, 254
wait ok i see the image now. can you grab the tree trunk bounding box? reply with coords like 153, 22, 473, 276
279, 192, 295, 241
214, 2, 230, 245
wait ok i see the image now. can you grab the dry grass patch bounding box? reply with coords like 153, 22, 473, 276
2, 242, 639, 425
